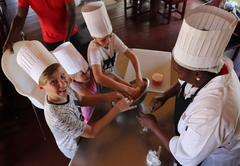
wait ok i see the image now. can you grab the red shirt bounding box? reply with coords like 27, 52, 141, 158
18, 0, 78, 43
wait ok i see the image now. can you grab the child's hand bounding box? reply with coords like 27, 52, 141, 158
128, 87, 141, 100
107, 92, 124, 102
136, 77, 145, 92
114, 98, 136, 113
136, 112, 158, 130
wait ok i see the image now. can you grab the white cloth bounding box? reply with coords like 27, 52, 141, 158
81, 1, 112, 38
17, 40, 58, 83
172, 5, 237, 74
44, 87, 86, 158
169, 56, 240, 166
53, 42, 88, 75
87, 33, 128, 72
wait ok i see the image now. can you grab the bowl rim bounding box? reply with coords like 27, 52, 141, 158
132, 77, 150, 103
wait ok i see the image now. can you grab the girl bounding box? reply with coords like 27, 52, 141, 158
81, 1, 145, 100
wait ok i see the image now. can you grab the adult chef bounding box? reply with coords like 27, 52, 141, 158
3, 0, 82, 55
137, 5, 240, 166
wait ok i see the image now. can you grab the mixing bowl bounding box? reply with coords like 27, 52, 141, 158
130, 77, 150, 106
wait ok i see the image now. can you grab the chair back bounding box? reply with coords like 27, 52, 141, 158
1, 41, 45, 109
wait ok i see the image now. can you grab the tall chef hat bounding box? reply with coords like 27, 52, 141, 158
53, 42, 88, 75
172, 5, 237, 73
17, 41, 58, 84
81, 1, 112, 38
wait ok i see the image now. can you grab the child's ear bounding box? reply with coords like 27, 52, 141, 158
38, 85, 46, 92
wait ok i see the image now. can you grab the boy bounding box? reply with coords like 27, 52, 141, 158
17, 40, 136, 159
81, 2, 145, 99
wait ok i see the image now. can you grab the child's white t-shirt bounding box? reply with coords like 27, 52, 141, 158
44, 87, 86, 158
87, 33, 128, 73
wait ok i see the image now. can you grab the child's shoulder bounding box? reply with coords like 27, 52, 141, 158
89, 40, 100, 49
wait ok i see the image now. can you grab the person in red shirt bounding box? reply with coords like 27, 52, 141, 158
3, 0, 82, 54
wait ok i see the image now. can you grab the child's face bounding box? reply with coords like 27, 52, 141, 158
94, 33, 113, 48
38, 68, 69, 103
73, 68, 91, 84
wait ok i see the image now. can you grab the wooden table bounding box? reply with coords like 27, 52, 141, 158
69, 50, 178, 166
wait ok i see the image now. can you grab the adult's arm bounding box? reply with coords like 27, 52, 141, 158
136, 112, 174, 151
64, 0, 76, 42
3, 6, 28, 53
149, 81, 181, 112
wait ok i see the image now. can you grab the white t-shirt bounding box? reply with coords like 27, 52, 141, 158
44, 87, 87, 158
170, 56, 240, 166
87, 33, 128, 73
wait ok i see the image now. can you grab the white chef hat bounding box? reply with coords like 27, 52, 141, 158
81, 1, 112, 38
172, 5, 237, 73
17, 41, 58, 84
53, 42, 88, 75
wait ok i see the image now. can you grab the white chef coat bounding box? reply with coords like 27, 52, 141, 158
87, 33, 128, 73
169, 56, 240, 166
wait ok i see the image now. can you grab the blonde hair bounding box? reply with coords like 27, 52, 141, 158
68, 73, 76, 83
39, 63, 62, 86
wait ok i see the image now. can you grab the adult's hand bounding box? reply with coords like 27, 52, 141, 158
3, 38, 14, 53
136, 112, 158, 130
149, 94, 168, 113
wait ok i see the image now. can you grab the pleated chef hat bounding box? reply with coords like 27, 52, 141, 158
17, 41, 58, 84
172, 5, 237, 73
53, 42, 88, 75
81, 1, 112, 38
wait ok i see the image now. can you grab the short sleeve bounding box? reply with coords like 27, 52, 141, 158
50, 105, 86, 139
112, 34, 128, 53
88, 47, 102, 66
18, 0, 30, 8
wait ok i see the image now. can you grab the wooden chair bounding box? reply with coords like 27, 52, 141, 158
157, 0, 187, 24
124, 0, 149, 17
0, 0, 6, 6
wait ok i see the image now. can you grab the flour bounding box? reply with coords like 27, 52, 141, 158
146, 146, 161, 166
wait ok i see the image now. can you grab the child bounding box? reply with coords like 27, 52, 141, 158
53, 42, 122, 123
17, 40, 136, 159
53, 42, 99, 123
81, 2, 145, 100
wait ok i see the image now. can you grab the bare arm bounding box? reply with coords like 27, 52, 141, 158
92, 64, 138, 97
136, 112, 174, 152
77, 91, 124, 106
102, 71, 131, 87
64, 0, 76, 42
81, 98, 136, 138
3, 6, 28, 53
124, 49, 144, 88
